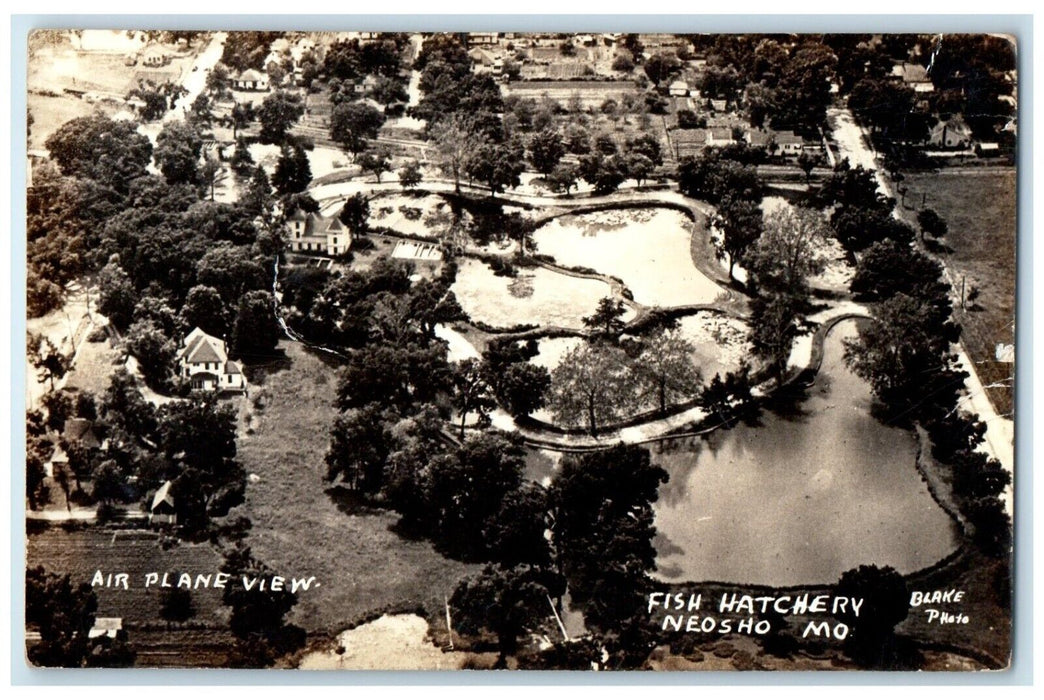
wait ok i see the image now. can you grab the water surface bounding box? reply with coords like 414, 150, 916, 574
650, 319, 959, 585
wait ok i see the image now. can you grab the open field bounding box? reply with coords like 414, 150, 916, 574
897, 169, 1016, 416
26, 525, 229, 626
230, 341, 480, 634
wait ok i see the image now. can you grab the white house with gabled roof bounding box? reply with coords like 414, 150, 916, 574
177, 327, 245, 392
287, 210, 353, 256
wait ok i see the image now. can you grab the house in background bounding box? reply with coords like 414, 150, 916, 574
706, 127, 736, 147
748, 128, 805, 156
149, 481, 177, 526
176, 327, 246, 392
929, 115, 973, 149
287, 210, 353, 256
891, 61, 935, 93
231, 68, 270, 92
141, 46, 171, 68
467, 32, 499, 46
47, 416, 106, 478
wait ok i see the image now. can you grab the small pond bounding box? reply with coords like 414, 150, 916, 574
451, 258, 629, 330
531, 207, 725, 307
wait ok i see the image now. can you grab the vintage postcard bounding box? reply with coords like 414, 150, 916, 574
24, 28, 1016, 671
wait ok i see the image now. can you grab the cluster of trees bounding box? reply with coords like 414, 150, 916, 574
835, 34, 1015, 153
448, 444, 671, 669
38, 113, 286, 370
414, 35, 504, 137
683, 35, 838, 133
322, 35, 408, 82
920, 34, 1016, 140
546, 312, 709, 434
448, 338, 552, 437
26, 566, 135, 667
28, 367, 245, 537
127, 79, 187, 122
220, 31, 283, 72
678, 149, 763, 281
816, 160, 914, 254
40, 112, 288, 385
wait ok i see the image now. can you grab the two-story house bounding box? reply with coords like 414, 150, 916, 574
286, 210, 353, 256
176, 327, 246, 392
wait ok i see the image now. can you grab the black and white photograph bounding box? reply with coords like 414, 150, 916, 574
21, 25, 1017, 672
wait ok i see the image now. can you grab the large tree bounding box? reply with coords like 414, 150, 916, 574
749, 291, 807, 386
450, 358, 497, 439
746, 206, 830, 295
325, 402, 393, 493
231, 290, 281, 359
431, 114, 479, 192
357, 148, 392, 183
124, 319, 176, 389
425, 432, 526, 559
180, 284, 230, 337
220, 546, 304, 666
643, 52, 682, 85
450, 564, 564, 667
336, 342, 450, 415
549, 444, 668, 642
256, 90, 304, 145
45, 115, 153, 191
713, 195, 764, 280
844, 291, 961, 415
547, 343, 635, 435
634, 328, 703, 415
329, 101, 386, 158
271, 143, 312, 195
494, 362, 552, 418
466, 139, 526, 195
528, 129, 566, 176
582, 297, 628, 337
154, 121, 204, 185
833, 565, 911, 668
339, 192, 371, 233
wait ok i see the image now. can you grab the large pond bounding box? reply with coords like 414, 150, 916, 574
649, 319, 960, 586
531, 208, 725, 307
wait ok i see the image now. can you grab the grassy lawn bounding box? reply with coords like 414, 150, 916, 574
64, 334, 122, 397
897, 169, 1016, 416
230, 341, 480, 635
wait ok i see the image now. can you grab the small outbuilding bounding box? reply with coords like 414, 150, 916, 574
149, 481, 177, 526
668, 80, 689, 97
88, 617, 124, 640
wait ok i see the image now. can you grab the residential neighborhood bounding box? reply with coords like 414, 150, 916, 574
24, 29, 1016, 673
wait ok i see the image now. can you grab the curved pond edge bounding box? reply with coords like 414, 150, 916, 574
513, 312, 868, 450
